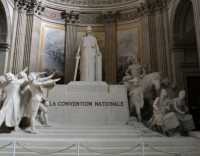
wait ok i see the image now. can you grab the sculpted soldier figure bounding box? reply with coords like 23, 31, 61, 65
0, 71, 28, 130
23, 73, 60, 133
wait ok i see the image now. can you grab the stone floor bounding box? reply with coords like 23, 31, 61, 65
0, 121, 200, 156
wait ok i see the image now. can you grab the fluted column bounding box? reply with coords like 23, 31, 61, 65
62, 11, 79, 83
140, 10, 152, 72
162, 6, 172, 80
0, 43, 10, 74
104, 12, 118, 84
191, 0, 200, 68
155, 9, 168, 77
146, 14, 159, 72
23, 10, 34, 70
9, 0, 44, 73
12, 7, 27, 74
8, 2, 19, 72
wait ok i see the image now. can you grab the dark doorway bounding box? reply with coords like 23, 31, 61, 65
187, 76, 200, 130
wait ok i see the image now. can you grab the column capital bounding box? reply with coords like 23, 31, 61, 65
0, 42, 10, 50
14, 0, 45, 15
136, 0, 168, 16
103, 11, 120, 23
61, 11, 80, 24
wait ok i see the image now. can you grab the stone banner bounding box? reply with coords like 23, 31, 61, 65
47, 81, 130, 125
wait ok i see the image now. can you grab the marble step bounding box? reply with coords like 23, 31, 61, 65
0, 124, 200, 156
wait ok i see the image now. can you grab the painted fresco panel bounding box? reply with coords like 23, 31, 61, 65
39, 24, 65, 77
117, 28, 139, 82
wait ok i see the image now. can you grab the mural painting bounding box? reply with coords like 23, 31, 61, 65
117, 27, 139, 82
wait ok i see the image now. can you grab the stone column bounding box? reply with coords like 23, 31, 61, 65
191, 0, 200, 68
162, 6, 172, 80
104, 12, 118, 84
8, 2, 19, 72
0, 43, 9, 74
140, 0, 171, 78
146, 14, 159, 72
140, 9, 152, 72
12, 7, 27, 74
62, 11, 79, 83
155, 8, 168, 77
23, 9, 34, 70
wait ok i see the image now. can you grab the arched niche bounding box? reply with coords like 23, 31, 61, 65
0, 2, 7, 43
0, 0, 11, 74
171, 0, 200, 129
170, 0, 198, 86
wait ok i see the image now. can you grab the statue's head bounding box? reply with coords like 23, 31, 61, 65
28, 73, 37, 81
18, 71, 27, 79
5, 73, 15, 82
160, 89, 168, 99
179, 90, 186, 99
86, 26, 92, 34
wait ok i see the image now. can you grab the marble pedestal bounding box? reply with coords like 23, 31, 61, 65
47, 81, 129, 125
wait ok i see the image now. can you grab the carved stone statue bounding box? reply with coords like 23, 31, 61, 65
0, 72, 27, 130
125, 56, 145, 80
75, 26, 102, 81
173, 90, 195, 134
149, 89, 179, 133
128, 77, 144, 122
23, 72, 60, 133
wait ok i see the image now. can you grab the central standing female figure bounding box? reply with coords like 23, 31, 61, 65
75, 26, 102, 81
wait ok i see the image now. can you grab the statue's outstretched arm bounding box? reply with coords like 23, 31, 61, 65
153, 98, 159, 111
21, 82, 31, 95
38, 73, 55, 82
33, 78, 60, 87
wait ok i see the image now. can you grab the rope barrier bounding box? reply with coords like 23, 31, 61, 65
131, 121, 182, 156
0, 121, 189, 156
146, 144, 182, 156
80, 143, 141, 155
16, 142, 76, 155
0, 142, 12, 150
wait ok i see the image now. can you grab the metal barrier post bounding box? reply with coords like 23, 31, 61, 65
12, 140, 16, 156
77, 143, 80, 156
142, 142, 145, 156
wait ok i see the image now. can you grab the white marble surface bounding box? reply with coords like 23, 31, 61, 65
47, 81, 129, 125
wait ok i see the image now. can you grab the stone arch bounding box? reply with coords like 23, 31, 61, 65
173, 0, 196, 50
170, 0, 199, 87
170, 0, 200, 129
0, 0, 12, 74
0, 0, 11, 44
0, 2, 7, 43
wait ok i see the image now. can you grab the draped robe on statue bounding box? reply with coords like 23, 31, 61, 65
78, 34, 102, 81
0, 78, 26, 127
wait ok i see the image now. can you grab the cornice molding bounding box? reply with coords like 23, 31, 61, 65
40, 0, 171, 24
42, 0, 142, 12
46, 0, 138, 7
